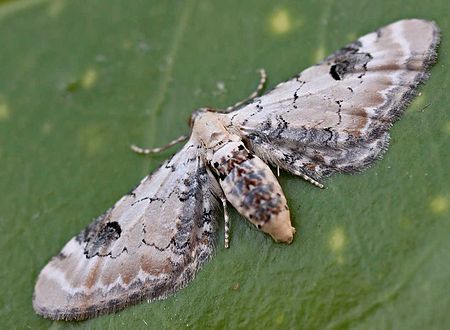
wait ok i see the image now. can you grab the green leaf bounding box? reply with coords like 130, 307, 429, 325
0, 0, 448, 328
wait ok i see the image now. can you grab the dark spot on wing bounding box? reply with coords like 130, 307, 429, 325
326, 42, 372, 81
83, 221, 122, 258
330, 64, 344, 80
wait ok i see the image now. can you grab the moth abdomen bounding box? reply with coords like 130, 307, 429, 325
211, 142, 295, 243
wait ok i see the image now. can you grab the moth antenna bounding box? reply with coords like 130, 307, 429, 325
131, 135, 188, 155
224, 69, 267, 112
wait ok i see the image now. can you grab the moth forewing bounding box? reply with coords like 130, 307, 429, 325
229, 19, 440, 180
33, 144, 221, 320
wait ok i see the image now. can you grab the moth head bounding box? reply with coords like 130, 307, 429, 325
188, 108, 215, 128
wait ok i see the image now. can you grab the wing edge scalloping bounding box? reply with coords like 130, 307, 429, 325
366, 20, 441, 125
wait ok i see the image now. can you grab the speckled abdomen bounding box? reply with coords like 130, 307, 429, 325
211, 141, 295, 243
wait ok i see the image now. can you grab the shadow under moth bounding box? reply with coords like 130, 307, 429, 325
33, 19, 440, 320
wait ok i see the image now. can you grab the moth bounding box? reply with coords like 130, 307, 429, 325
33, 19, 440, 320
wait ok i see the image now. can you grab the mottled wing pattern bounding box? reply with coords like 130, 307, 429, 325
33, 142, 221, 320
229, 19, 440, 180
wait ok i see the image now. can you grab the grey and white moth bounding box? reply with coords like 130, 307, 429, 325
33, 19, 440, 320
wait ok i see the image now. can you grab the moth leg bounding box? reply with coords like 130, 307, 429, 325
293, 170, 325, 189
130, 135, 188, 155
224, 69, 267, 112
221, 197, 230, 249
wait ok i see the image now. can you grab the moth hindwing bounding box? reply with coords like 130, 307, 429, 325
33, 19, 440, 320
